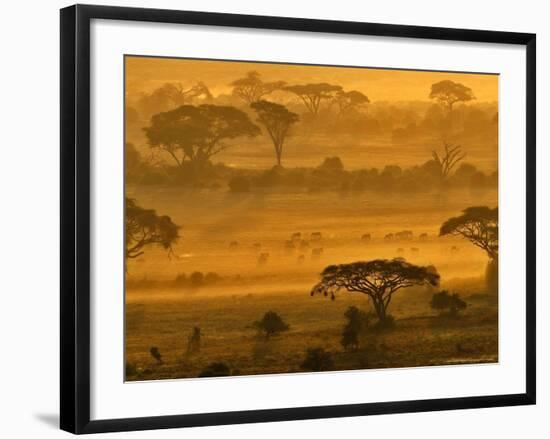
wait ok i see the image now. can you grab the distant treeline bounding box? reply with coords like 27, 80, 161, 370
126, 145, 497, 193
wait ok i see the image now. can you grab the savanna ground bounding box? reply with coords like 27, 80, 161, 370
125, 185, 498, 381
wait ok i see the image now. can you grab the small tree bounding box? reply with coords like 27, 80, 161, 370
432, 143, 466, 179
334, 90, 370, 117
440, 207, 498, 260
149, 346, 162, 364
144, 104, 260, 170
300, 348, 334, 372
430, 290, 467, 317
311, 259, 440, 323
284, 83, 343, 116
341, 306, 372, 351
125, 198, 179, 261
251, 100, 299, 166
254, 311, 289, 339
230, 71, 286, 105
429, 80, 475, 114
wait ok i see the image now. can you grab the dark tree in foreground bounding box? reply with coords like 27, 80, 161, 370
432, 143, 466, 179
311, 259, 440, 322
230, 71, 286, 105
430, 290, 467, 317
144, 104, 260, 170
300, 348, 334, 372
251, 100, 299, 166
284, 83, 343, 115
429, 80, 475, 113
125, 197, 179, 261
440, 207, 498, 260
254, 311, 289, 339
198, 362, 231, 377
150, 346, 162, 364
341, 306, 372, 351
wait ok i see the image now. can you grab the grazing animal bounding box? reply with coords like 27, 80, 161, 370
297, 254, 305, 264
395, 230, 413, 240
311, 248, 324, 258
229, 241, 239, 249
258, 252, 270, 265
299, 240, 310, 250
291, 232, 302, 241
419, 233, 428, 241
410, 247, 419, 253
310, 232, 322, 241
186, 327, 201, 355
384, 233, 394, 241
361, 233, 371, 242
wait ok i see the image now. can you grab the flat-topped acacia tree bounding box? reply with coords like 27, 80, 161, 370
144, 104, 260, 171
440, 206, 498, 260
125, 197, 179, 262
284, 83, 343, 116
311, 259, 440, 322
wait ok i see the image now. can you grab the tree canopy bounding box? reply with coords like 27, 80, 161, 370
137, 82, 212, 116
429, 80, 475, 112
230, 71, 286, 104
125, 197, 179, 261
439, 206, 498, 259
334, 90, 370, 116
284, 83, 343, 115
254, 311, 289, 338
251, 100, 299, 166
144, 104, 260, 169
311, 259, 439, 322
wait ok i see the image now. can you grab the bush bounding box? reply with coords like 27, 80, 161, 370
373, 315, 396, 331
189, 271, 205, 288
254, 311, 289, 339
125, 362, 137, 377
430, 290, 467, 317
149, 346, 162, 364
341, 306, 372, 350
318, 156, 344, 172
228, 176, 251, 193
300, 348, 334, 372
198, 362, 231, 378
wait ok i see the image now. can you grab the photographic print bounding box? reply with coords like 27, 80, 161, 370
124, 56, 499, 382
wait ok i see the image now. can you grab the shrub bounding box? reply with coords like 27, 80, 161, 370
254, 311, 289, 339
300, 348, 334, 372
373, 315, 396, 331
125, 362, 137, 377
318, 157, 344, 172
198, 362, 231, 377
430, 290, 467, 317
228, 176, 251, 193
149, 346, 162, 364
189, 271, 205, 288
341, 306, 372, 350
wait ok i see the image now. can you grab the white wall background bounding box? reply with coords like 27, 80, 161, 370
0, 0, 546, 437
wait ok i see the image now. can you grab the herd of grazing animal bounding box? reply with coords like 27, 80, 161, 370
225, 230, 461, 267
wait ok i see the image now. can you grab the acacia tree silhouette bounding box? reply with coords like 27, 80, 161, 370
251, 100, 299, 166
144, 104, 260, 171
230, 71, 286, 105
311, 259, 440, 322
125, 197, 179, 262
284, 83, 342, 115
440, 206, 498, 260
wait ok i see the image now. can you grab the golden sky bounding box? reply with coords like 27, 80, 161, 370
125, 56, 498, 103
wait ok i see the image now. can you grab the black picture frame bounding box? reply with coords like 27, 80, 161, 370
60, 4, 536, 434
